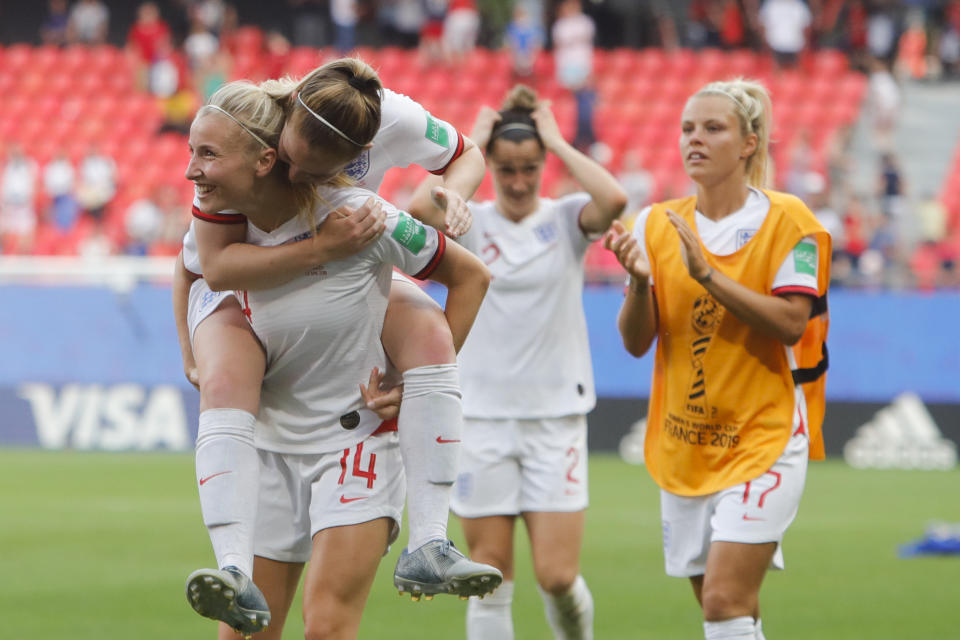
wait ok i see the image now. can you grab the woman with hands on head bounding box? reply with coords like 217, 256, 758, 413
441, 84, 627, 639
175, 58, 501, 638
604, 78, 831, 640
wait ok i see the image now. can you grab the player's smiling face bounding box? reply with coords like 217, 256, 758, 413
488, 137, 544, 221
185, 112, 263, 214
679, 94, 756, 188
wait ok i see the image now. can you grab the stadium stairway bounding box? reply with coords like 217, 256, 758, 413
849, 78, 960, 203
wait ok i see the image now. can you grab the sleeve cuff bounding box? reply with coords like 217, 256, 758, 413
428, 131, 465, 176
412, 233, 446, 280
192, 205, 247, 224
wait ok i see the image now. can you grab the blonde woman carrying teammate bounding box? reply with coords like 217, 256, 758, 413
174, 59, 501, 636
183, 78, 491, 639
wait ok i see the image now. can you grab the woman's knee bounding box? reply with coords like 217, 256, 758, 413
700, 583, 756, 621
534, 564, 578, 596
383, 299, 455, 369
303, 607, 355, 640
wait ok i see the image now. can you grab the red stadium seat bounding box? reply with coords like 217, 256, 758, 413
635, 48, 666, 76
3, 44, 34, 73
812, 49, 848, 79
229, 25, 265, 56
603, 48, 639, 78
284, 47, 324, 78
727, 49, 758, 77
697, 48, 728, 79
31, 45, 63, 74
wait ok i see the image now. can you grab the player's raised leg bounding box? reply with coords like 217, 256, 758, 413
382, 277, 502, 599
186, 295, 270, 635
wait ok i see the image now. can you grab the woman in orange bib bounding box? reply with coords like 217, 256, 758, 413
604, 78, 830, 640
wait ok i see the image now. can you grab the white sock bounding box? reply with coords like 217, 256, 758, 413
755, 618, 766, 640
195, 408, 259, 577
399, 364, 461, 551
704, 616, 757, 640
538, 574, 594, 640
467, 580, 514, 640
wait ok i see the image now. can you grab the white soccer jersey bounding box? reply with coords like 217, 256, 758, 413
182, 88, 464, 274
241, 185, 445, 454
340, 88, 465, 190
456, 193, 597, 419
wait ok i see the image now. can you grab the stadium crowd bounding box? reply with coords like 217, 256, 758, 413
1, 0, 958, 289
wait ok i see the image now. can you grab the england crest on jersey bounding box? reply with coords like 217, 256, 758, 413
534, 222, 558, 244
736, 228, 757, 249
345, 149, 371, 182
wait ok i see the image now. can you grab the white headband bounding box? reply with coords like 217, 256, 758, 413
296, 92, 364, 147
702, 88, 751, 120
205, 104, 271, 149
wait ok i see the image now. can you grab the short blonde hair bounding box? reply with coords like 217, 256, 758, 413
694, 78, 772, 188
199, 80, 319, 220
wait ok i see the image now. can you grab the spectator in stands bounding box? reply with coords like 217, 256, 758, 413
42, 150, 78, 233
287, 0, 327, 48
76, 219, 115, 258
419, 0, 446, 64
718, 0, 747, 49
183, 11, 220, 72
443, 0, 480, 65
127, 2, 173, 92
0, 144, 38, 254
261, 29, 292, 82
938, 20, 960, 78
825, 124, 854, 208
67, 0, 109, 45
373, 0, 417, 47
939, 0, 960, 78
807, 173, 845, 247
839, 193, 871, 284
552, 0, 597, 153
124, 190, 164, 255
194, 0, 228, 36
758, 0, 811, 68
184, 13, 227, 100
877, 152, 911, 253
783, 128, 815, 202
617, 149, 655, 217
867, 4, 899, 64
40, 0, 70, 47
811, 0, 846, 49
504, 4, 544, 79
685, 0, 722, 49
896, 9, 929, 79
154, 183, 192, 252
866, 56, 901, 153
76, 144, 117, 221
331, 0, 359, 53
916, 190, 947, 246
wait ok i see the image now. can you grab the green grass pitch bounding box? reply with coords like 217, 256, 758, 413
1, 451, 958, 639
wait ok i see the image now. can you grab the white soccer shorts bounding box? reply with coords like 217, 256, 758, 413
187, 278, 238, 342
253, 430, 405, 563
660, 430, 809, 577
451, 414, 589, 517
